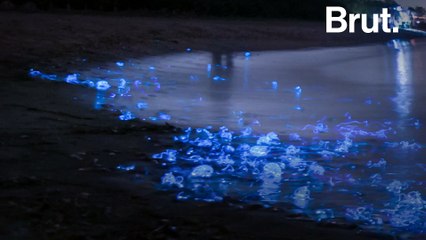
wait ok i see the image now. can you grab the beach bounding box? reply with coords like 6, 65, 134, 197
0, 11, 407, 240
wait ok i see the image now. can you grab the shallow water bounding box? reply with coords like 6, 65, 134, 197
30, 39, 426, 236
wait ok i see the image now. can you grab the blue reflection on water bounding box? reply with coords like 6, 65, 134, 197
391, 40, 413, 122
28, 41, 426, 236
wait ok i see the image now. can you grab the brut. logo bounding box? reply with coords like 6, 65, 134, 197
326, 6, 399, 33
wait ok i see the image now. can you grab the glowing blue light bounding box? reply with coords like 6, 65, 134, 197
294, 106, 303, 111
308, 163, 325, 176
335, 138, 353, 153
285, 145, 300, 155
384, 190, 425, 228
134, 80, 142, 86
367, 159, 387, 169
413, 119, 421, 129
344, 112, 352, 120
240, 127, 252, 136
288, 133, 301, 141
116, 164, 135, 171
314, 123, 328, 133
137, 102, 148, 109
28, 69, 57, 80
161, 172, 184, 188
32, 70, 57, 81
186, 48, 192, 52
158, 112, 171, 121
96, 81, 111, 91
294, 86, 302, 96
118, 78, 127, 88
400, 141, 421, 151
393, 41, 413, 120
346, 207, 376, 223
189, 75, 199, 81
191, 165, 214, 178
293, 186, 310, 200
365, 98, 373, 105
292, 186, 311, 208
249, 145, 269, 157
65, 74, 79, 84
219, 127, 233, 141
262, 162, 283, 179
116, 61, 124, 67
152, 149, 177, 162
119, 111, 135, 121
315, 209, 335, 221
28, 51, 426, 235
213, 75, 226, 81
29, 69, 41, 77
82, 80, 95, 88
223, 145, 235, 153
176, 191, 190, 200
387, 180, 405, 194
244, 52, 251, 58
285, 157, 305, 169
257, 132, 280, 145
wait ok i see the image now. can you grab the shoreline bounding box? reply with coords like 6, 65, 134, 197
0, 12, 419, 240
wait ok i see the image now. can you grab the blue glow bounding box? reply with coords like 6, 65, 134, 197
294, 86, 302, 96
152, 149, 177, 162
241, 127, 252, 136
207, 64, 212, 74
308, 163, 325, 176
292, 186, 311, 208
257, 132, 280, 145
245, 52, 251, 58
161, 172, 184, 188
82, 80, 95, 88
158, 112, 171, 121
146, 123, 425, 233
137, 102, 148, 109
96, 81, 111, 91
213, 75, 226, 81
249, 145, 269, 157
346, 207, 381, 225
315, 209, 335, 221
392, 40, 413, 121
28, 48, 426, 235
294, 106, 303, 111
29, 69, 57, 81
191, 165, 214, 178
119, 111, 135, 121
29, 69, 41, 77
262, 162, 283, 179
367, 158, 387, 168
116, 164, 135, 171
288, 133, 301, 141
387, 180, 405, 194
116, 61, 125, 67
65, 73, 79, 84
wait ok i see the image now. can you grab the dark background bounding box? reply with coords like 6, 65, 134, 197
2, 0, 402, 20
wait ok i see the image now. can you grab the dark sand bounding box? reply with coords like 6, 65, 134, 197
0, 12, 404, 240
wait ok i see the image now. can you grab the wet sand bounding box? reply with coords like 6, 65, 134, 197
0, 12, 408, 240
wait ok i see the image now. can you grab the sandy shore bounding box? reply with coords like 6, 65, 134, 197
0, 12, 404, 240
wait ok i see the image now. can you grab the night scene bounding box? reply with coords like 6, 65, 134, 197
0, 0, 426, 240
